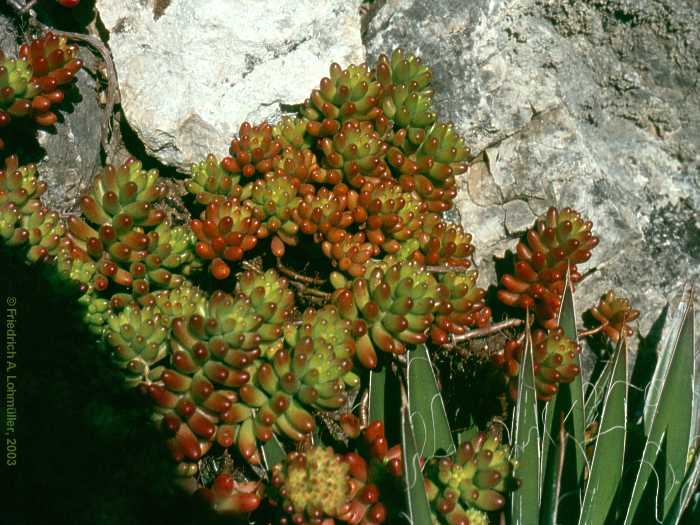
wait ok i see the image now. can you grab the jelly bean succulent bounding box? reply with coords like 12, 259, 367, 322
1, 38, 697, 525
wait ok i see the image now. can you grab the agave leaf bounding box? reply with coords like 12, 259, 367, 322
511, 315, 542, 524
400, 384, 433, 524
624, 285, 696, 524
369, 366, 387, 425
578, 337, 628, 525
664, 447, 700, 525
584, 355, 615, 427
407, 343, 455, 459
261, 434, 286, 469
540, 274, 586, 524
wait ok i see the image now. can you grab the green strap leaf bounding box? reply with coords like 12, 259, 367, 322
540, 274, 586, 524
368, 366, 387, 425
400, 384, 433, 525
624, 286, 696, 524
407, 344, 455, 459
579, 337, 628, 525
511, 318, 542, 524
261, 434, 286, 469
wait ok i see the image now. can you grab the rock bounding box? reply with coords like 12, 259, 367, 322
95, 0, 365, 171
36, 59, 102, 216
365, 0, 700, 344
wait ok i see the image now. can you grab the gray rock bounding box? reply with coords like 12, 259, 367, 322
365, 0, 700, 344
95, 0, 365, 171
37, 62, 102, 216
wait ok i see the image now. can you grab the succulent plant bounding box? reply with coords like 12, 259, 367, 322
319, 120, 390, 188
191, 198, 267, 279
303, 62, 384, 136
413, 213, 475, 268
375, 49, 432, 92
197, 474, 263, 515
246, 172, 301, 257
0, 156, 46, 215
398, 122, 469, 213
0, 32, 82, 144
104, 303, 169, 387
425, 429, 516, 521
186, 153, 245, 205
589, 290, 640, 343
270, 441, 391, 525
495, 327, 581, 401
273, 116, 312, 150
332, 258, 441, 368
498, 207, 599, 328
227, 121, 283, 179
2, 42, 698, 525
431, 270, 491, 345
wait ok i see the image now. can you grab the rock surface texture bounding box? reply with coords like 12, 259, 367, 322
365, 0, 700, 342
96, 0, 365, 171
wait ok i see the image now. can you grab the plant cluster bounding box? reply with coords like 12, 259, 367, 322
1, 32, 697, 525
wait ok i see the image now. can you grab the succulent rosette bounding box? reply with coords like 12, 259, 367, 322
104, 303, 169, 387
23, 205, 66, 262
425, 429, 516, 522
431, 270, 491, 345
0, 32, 82, 141
333, 258, 442, 368
268, 421, 400, 524
274, 145, 336, 187
246, 172, 301, 257
497, 207, 599, 328
303, 62, 384, 137
589, 290, 640, 343
319, 120, 390, 188
186, 153, 245, 205
226, 121, 283, 179
273, 116, 312, 150
358, 179, 425, 255
413, 213, 475, 268
149, 280, 208, 322
375, 49, 432, 92
399, 122, 469, 213
495, 327, 581, 401
0, 203, 25, 246
0, 156, 46, 215
191, 198, 267, 280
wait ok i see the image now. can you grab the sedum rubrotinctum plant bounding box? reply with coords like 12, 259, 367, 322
1, 37, 698, 525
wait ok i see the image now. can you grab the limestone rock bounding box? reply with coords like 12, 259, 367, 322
96, 0, 365, 171
365, 0, 700, 343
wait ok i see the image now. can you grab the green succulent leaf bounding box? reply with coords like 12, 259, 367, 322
579, 337, 628, 525
368, 366, 387, 425
624, 285, 696, 524
400, 385, 432, 525
510, 317, 542, 524
540, 274, 586, 524
407, 343, 455, 459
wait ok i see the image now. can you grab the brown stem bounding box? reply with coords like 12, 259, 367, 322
288, 280, 331, 301
450, 318, 524, 343
425, 265, 471, 273
276, 257, 325, 285
578, 322, 609, 338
